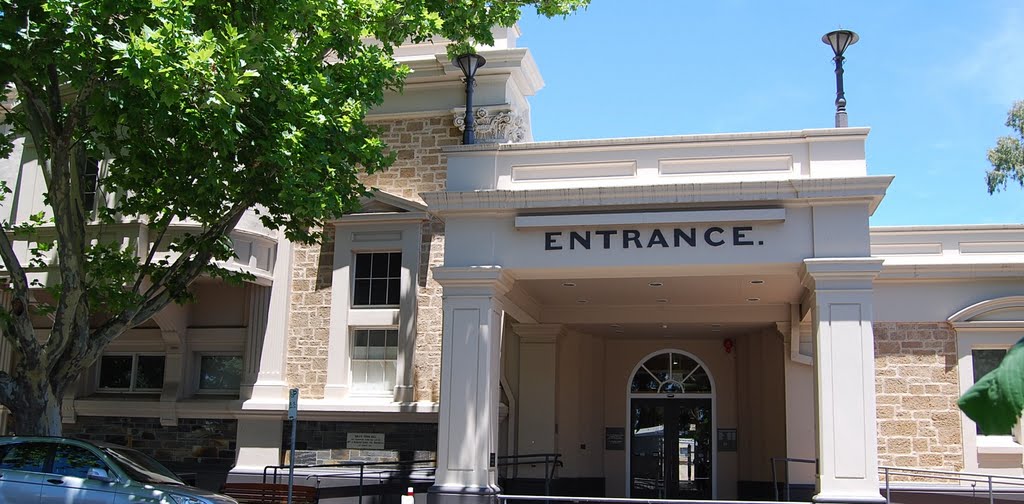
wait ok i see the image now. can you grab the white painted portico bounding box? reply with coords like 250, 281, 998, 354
425, 128, 890, 503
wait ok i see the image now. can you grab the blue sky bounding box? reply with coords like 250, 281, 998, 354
516, 1, 1024, 226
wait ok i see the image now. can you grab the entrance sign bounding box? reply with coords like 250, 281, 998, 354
544, 226, 763, 251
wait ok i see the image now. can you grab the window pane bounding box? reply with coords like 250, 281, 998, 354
643, 354, 671, 382
0, 443, 50, 472
369, 279, 388, 305
199, 356, 243, 390
973, 349, 1011, 435
368, 344, 386, 360
631, 367, 659, 393
388, 253, 402, 276
386, 279, 401, 305
385, 361, 397, 390
353, 279, 371, 305
354, 253, 372, 279
366, 361, 384, 387
53, 445, 104, 479
352, 361, 368, 386
370, 253, 389, 277
99, 356, 132, 388
135, 356, 165, 390
973, 349, 1007, 382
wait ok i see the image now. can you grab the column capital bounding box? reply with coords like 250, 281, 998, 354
433, 266, 514, 297
801, 257, 883, 290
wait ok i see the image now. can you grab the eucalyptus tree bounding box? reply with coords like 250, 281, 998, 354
0, 0, 588, 435
960, 101, 1024, 434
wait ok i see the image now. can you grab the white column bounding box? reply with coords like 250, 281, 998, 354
235, 239, 292, 473
243, 238, 293, 407
512, 324, 562, 477
429, 267, 511, 504
802, 258, 885, 504
241, 284, 272, 399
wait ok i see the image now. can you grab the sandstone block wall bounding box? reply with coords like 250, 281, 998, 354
285, 116, 455, 401
874, 322, 963, 474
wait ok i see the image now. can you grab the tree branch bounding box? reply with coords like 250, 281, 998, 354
0, 370, 17, 411
10, 76, 54, 188
0, 229, 42, 358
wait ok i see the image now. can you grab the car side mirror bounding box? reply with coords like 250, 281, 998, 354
86, 467, 115, 483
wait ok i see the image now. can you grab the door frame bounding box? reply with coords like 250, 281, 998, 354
625, 349, 717, 499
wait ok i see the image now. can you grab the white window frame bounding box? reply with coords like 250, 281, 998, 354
351, 251, 403, 308
951, 296, 1024, 476
325, 211, 426, 405
96, 353, 166, 393
349, 327, 400, 396
194, 352, 244, 395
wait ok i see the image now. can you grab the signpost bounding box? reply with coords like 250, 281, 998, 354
288, 388, 298, 504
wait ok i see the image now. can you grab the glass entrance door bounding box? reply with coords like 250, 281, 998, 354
630, 398, 712, 499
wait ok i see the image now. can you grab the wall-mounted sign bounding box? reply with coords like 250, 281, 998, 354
347, 432, 385, 450
717, 428, 737, 452
605, 427, 625, 450
543, 226, 763, 251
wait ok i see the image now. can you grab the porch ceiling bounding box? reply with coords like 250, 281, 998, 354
512, 273, 804, 339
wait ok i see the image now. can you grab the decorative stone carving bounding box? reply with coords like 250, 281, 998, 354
452, 107, 527, 143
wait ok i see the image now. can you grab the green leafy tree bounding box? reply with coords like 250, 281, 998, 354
960, 102, 1024, 433
0, 0, 588, 435
985, 101, 1024, 194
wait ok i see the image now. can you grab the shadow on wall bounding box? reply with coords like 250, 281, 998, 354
63, 416, 238, 491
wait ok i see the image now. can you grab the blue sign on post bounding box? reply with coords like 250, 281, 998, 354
288, 388, 299, 420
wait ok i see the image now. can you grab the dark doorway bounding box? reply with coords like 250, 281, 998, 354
630, 398, 713, 499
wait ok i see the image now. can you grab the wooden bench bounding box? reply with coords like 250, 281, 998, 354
220, 483, 319, 504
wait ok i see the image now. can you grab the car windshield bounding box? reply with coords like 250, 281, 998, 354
100, 446, 184, 486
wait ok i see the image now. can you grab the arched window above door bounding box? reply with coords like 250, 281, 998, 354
631, 351, 711, 394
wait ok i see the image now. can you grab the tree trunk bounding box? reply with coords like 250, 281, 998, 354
9, 375, 64, 436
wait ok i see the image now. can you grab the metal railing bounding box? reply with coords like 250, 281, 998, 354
769, 457, 816, 502
263, 458, 436, 504
498, 453, 563, 496
499, 495, 807, 504
879, 465, 1024, 504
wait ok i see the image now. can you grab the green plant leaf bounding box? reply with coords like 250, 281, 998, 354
959, 337, 1024, 434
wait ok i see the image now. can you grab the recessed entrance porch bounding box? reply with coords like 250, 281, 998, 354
495, 270, 808, 501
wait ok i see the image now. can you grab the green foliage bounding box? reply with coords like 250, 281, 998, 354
959, 337, 1024, 435
0, 0, 588, 307
0, 0, 589, 432
986, 101, 1024, 194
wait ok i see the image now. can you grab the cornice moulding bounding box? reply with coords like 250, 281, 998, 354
422, 176, 894, 214
442, 127, 872, 154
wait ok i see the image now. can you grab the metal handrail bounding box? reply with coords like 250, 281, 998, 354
499, 495, 806, 504
769, 457, 816, 501
879, 465, 1024, 504
498, 453, 563, 496
263, 458, 436, 504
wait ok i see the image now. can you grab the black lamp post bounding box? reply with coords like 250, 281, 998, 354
822, 29, 859, 128
455, 53, 486, 145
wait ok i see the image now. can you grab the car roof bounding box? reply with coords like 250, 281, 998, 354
0, 436, 128, 451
